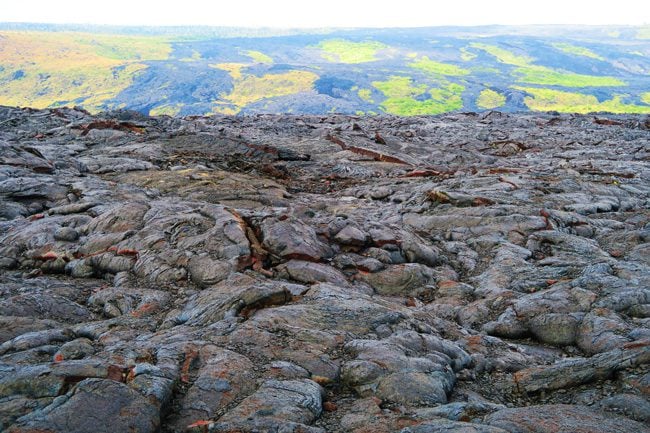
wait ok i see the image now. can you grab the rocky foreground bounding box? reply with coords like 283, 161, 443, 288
0, 106, 649, 433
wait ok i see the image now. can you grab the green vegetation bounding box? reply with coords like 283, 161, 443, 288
211, 63, 247, 79
0, 27, 646, 116
515, 66, 625, 87
477, 89, 506, 109
373, 76, 426, 99
318, 39, 389, 63
0, 31, 170, 112
471, 66, 502, 75
409, 56, 469, 76
245, 50, 273, 64
212, 56, 316, 114
460, 48, 477, 61
552, 43, 604, 60
180, 50, 202, 62
150, 103, 183, 116
470, 43, 533, 67
74, 34, 170, 61
372, 76, 464, 116
515, 87, 650, 114
358, 88, 374, 102
472, 42, 624, 87
215, 70, 318, 114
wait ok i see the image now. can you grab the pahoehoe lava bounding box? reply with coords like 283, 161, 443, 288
0, 106, 649, 432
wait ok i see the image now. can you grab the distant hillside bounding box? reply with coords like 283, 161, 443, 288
0, 24, 649, 115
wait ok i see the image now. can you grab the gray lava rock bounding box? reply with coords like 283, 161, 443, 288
528, 313, 581, 346
54, 338, 94, 361
212, 379, 324, 431
262, 217, 333, 261
276, 259, 350, 286
356, 263, 435, 297
53, 227, 79, 242
485, 404, 650, 433
342, 330, 470, 406
7, 378, 161, 433
401, 420, 508, 433
597, 393, 650, 423
334, 225, 368, 246
0, 108, 649, 432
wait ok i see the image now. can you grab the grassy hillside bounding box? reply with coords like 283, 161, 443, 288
0, 31, 170, 111
0, 25, 648, 115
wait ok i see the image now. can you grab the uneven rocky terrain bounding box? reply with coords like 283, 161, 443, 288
0, 106, 649, 432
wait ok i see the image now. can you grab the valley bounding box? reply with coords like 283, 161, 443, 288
1, 24, 648, 115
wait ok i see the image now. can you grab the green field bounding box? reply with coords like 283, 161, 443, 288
515, 87, 650, 114
410, 56, 469, 76
552, 42, 605, 60
477, 89, 506, 109
318, 39, 390, 63
373, 76, 464, 116
472, 43, 625, 87
0, 31, 170, 111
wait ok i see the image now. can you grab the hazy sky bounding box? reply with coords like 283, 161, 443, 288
1, 0, 648, 27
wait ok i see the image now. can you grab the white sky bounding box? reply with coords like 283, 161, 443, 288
1, 0, 648, 27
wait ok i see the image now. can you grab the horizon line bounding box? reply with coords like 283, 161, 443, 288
1, 21, 648, 30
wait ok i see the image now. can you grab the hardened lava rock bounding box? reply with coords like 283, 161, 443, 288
0, 106, 649, 432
